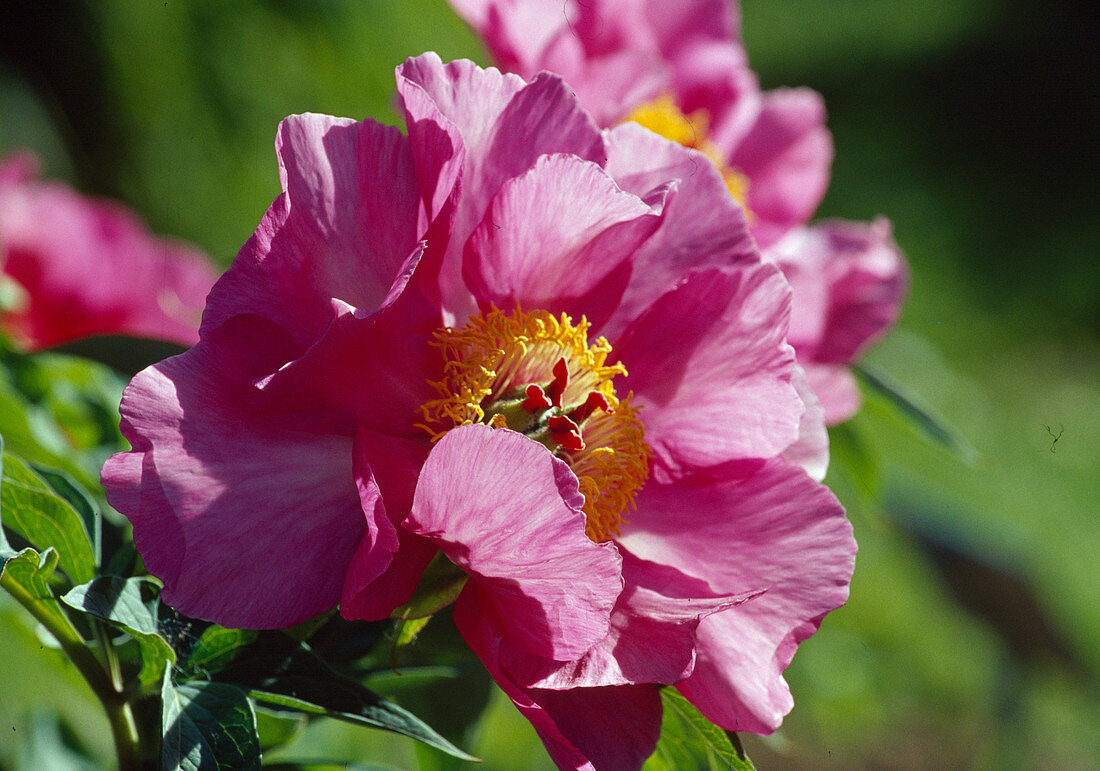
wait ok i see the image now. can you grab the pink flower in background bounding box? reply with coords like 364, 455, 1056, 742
447, 0, 908, 423
103, 54, 854, 768
765, 219, 907, 424
447, 0, 832, 249
0, 153, 218, 351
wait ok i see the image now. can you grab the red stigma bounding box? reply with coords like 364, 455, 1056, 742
548, 415, 585, 451
547, 357, 570, 408
570, 391, 611, 423
522, 383, 553, 411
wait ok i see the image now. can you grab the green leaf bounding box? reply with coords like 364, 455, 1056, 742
855, 364, 977, 462
645, 687, 755, 770
161, 677, 260, 771
1, 450, 96, 584
215, 634, 477, 761
0, 386, 96, 489
183, 625, 259, 679
31, 465, 102, 563
0, 547, 77, 640
61, 576, 176, 684
827, 421, 880, 513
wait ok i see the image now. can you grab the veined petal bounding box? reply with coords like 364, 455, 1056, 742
101, 315, 368, 629
405, 424, 622, 660
464, 153, 663, 328
201, 115, 423, 346
454, 588, 662, 771
616, 264, 802, 481
617, 459, 855, 733
600, 122, 757, 339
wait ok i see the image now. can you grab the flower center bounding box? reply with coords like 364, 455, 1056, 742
623, 94, 751, 213
418, 307, 650, 542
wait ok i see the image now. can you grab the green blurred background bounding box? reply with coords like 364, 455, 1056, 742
1, 0, 1097, 767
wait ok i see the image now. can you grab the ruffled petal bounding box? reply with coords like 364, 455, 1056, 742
405, 424, 622, 660
464, 153, 663, 328
200, 115, 423, 346
600, 122, 757, 338
782, 366, 830, 481
454, 588, 662, 771
101, 314, 368, 629
729, 88, 833, 249
616, 459, 855, 734
499, 551, 759, 690
616, 264, 802, 481
397, 53, 605, 319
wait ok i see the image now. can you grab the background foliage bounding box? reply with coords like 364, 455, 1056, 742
1, 0, 1097, 767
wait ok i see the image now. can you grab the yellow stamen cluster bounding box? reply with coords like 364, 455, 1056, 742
623, 94, 752, 212
418, 307, 650, 542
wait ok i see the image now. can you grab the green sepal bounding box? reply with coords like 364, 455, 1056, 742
390, 551, 468, 620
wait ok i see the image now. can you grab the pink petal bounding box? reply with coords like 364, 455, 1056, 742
617, 459, 855, 734
802, 362, 861, 425
499, 551, 759, 690
616, 264, 802, 481
454, 588, 662, 770
200, 115, 423, 346
101, 315, 369, 629
730, 88, 833, 249
464, 153, 663, 327
0, 165, 216, 350
600, 122, 757, 339
396, 54, 605, 319
252, 247, 443, 438
782, 366, 830, 481
341, 430, 438, 620
405, 424, 623, 660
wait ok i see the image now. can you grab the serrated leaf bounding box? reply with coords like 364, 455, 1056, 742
183, 625, 258, 679
855, 365, 977, 462
161, 677, 260, 771
215, 633, 477, 761
62, 576, 175, 684
1, 450, 96, 584
645, 687, 754, 770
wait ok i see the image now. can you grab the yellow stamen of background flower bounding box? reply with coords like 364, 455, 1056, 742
418, 307, 650, 542
623, 94, 752, 214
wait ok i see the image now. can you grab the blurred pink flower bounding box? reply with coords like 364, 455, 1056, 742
764, 219, 908, 424
0, 153, 217, 351
102, 54, 854, 767
447, 0, 909, 423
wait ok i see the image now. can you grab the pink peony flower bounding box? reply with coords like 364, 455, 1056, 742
447, 0, 909, 423
764, 219, 908, 424
446, 0, 832, 249
0, 153, 218, 351
102, 54, 855, 768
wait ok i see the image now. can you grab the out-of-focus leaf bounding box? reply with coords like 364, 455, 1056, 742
182, 625, 258, 679
61, 575, 175, 684
215, 633, 477, 761
855, 364, 977, 462
1, 448, 96, 584
0, 388, 92, 486
254, 705, 306, 752
21, 711, 98, 771
161, 676, 260, 771
54, 335, 186, 378
645, 687, 755, 770
828, 421, 880, 513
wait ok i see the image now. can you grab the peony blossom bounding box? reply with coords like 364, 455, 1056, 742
103, 54, 855, 768
0, 153, 218, 351
764, 219, 907, 424
447, 0, 908, 422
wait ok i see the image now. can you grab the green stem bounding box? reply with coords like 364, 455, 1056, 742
1, 572, 145, 769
